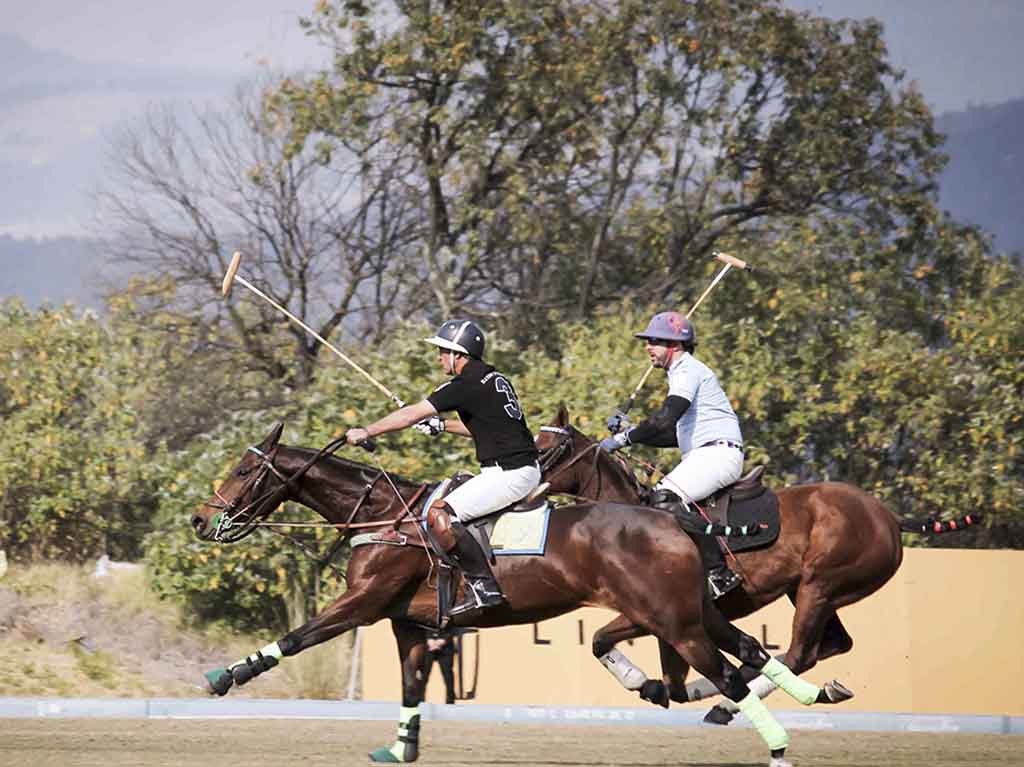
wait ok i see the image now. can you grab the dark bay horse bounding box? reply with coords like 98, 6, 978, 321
536, 406, 902, 723
190, 423, 844, 767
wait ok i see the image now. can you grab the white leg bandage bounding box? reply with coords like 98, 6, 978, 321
598, 648, 648, 691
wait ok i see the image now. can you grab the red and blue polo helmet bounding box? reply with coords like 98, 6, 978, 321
634, 311, 695, 344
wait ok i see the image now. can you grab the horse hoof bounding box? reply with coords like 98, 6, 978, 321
768, 757, 793, 767
639, 680, 670, 708
703, 705, 734, 726
368, 745, 417, 763
201, 668, 233, 696
824, 679, 854, 703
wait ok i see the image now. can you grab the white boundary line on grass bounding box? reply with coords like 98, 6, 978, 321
0, 698, 1020, 735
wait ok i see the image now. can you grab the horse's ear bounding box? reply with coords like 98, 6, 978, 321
260, 422, 284, 450
557, 403, 570, 427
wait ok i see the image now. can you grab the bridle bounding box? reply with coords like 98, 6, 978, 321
204, 436, 432, 551
205, 443, 293, 543
536, 425, 604, 496
537, 424, 650, 502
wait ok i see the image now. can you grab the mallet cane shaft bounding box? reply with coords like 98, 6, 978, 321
614, 251, 752, 421
221, 251, 406, 410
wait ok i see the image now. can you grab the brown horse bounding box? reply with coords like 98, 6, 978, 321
190, 423, 846, 767
536, 406, 903, 723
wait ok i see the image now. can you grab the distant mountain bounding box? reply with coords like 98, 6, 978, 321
0, 235, 110, 309
936, 100, 1024, 255
0, 35, 243, 308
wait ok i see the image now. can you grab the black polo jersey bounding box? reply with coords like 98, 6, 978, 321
426, 359, 538, 468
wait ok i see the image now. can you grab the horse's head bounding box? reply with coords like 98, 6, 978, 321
192, 423, 289, 543
535, 405, 645, 504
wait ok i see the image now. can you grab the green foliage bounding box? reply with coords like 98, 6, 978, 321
0, 299, 171, 560
278, 0, 946, 332
5, 1, 1023, 634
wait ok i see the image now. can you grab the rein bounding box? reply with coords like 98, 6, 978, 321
538, 425, 648, 501
206, 435, 430, 545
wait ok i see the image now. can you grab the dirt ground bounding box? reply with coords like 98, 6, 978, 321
1, 719, 1021, 767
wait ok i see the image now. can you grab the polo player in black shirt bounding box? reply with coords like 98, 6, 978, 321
346, 320, 540, 620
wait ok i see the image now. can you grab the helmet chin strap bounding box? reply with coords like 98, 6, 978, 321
443, 350, 457, 375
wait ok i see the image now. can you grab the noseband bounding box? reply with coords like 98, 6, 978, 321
205, 445, 292, 542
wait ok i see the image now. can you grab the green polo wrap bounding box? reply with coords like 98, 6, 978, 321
761, 657, 819, 705
736, 692, 789, 751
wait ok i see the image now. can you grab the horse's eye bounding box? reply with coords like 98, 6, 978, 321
237, 467, 251, 477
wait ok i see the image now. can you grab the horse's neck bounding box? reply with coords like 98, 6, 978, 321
276, 446, 421, 524
580, 447, 643, 504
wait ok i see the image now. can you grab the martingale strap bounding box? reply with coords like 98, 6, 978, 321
351, 531, 412, 548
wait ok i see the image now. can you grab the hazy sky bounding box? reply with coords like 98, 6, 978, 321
7, 0, 322, 73
2, 0, 1023, 240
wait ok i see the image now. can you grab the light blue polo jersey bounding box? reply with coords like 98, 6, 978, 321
665, 352, 743, 454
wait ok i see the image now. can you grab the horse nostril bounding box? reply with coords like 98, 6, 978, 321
191, 515, 206, 535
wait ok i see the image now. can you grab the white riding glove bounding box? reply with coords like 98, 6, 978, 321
413, 415, 446, 437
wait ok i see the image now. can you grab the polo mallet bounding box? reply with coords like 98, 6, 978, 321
612, 252, 752, 426
222, 251, 404, 449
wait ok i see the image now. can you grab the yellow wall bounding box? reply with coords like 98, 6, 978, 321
361, 549, 1024, 715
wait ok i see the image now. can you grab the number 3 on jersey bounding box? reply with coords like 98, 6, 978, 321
494, 376, 523, 420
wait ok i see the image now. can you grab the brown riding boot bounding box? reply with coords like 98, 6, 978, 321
691, 526, 742, 599
448, 523, 507, 619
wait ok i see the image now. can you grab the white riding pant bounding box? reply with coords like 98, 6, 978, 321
656, 445, 744, 505
444, 463, 542, 523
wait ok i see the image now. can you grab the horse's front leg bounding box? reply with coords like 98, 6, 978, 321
369, 620, 429, 763
202, 556, 411, 696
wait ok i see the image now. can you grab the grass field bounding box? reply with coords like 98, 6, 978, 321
1, 719, 1021, 767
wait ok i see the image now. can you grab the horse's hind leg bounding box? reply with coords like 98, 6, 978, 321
369, 620, 429, 763
704, 586, 853, 724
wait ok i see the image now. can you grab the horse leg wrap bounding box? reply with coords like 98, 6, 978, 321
369, 706, 420, 763
202, 668, 235, 697
760, 657, 818, 706
598, 649, 648, 691
735, 692, 789, 751
229, 642, 282, 687
711, 674, 778, 719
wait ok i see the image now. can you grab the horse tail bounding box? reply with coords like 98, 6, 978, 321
898, 511, 982, 535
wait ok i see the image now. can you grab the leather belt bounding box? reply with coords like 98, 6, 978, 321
700, 440, 744, 452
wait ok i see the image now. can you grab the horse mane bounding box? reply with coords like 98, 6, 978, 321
568, 425, 650, 501
284, 445, 423, 492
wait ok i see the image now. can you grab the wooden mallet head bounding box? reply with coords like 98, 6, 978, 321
222, 251, 242, 297
713, 251, 752, 272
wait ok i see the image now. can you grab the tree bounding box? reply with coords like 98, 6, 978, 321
96, 82, 423, 386
276, 0, 944, 334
